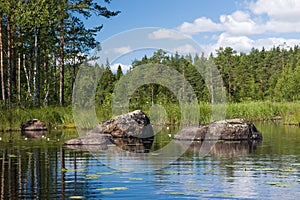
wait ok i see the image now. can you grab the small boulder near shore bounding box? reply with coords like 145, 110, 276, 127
21, 119, 47, 131
65, 110, 154, 145
174, 118, 262, 141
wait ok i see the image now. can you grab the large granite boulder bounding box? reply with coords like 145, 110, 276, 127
89, 110, 153, 138
174, 118, 262, 141
65, 110, 154, 146
21, 119, 47, 131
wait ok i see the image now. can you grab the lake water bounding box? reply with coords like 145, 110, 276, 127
0, 122, 299, 199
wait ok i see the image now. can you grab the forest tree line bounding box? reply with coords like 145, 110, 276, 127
0, 0, 119, 108
111, 46, 300, 108
91, 46, 300, 111
1, 1, 300, 109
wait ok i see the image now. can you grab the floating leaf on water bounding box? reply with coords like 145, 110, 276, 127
225, 165, 242, 168
165, 170, 195, 175
188, 188, 208, 192
185, 180, 196, 184
115, 168, 134, 172
101, 192, 113, 195
203, 170, 217, 174
86, 174, 100, 179
167, 191, 185, 195
68, 196, 85, 199
61, 168, 69, 173
290, 163, 300, 166
280, 168, 297, 173
97, 172, 115, 175
96, 187, 128, 191
129, 177, 143, 181
216, 193, 234, 197
276, 175, 287, 178
261, 167, 277, 171
265, 182, 292, 187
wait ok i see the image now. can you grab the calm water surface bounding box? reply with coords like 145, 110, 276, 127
0, 122, 299, 199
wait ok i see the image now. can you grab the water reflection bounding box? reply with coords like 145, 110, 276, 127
21, 131, 46, 139
0, 123, 299, 199
175, 140, 262, 157
65, 137, 154, 153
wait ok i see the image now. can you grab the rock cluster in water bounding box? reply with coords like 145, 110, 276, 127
174, 118, 262, 141
65, 110, 154, 148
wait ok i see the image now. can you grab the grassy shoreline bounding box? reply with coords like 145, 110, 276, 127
0, 101, 299, 131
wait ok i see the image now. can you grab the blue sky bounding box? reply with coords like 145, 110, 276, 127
84, 0, 300, 71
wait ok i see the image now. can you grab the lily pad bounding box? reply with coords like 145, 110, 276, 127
129, 178, 143, 181
86, 174, 100, 179
290, 163, 300, 166
167, 191, 185, 195
280, 168, 297, 173
203, 169, 217, 174
261, 167, 277, 171
188, 188, 208, 192
61, 168, 69, 173
265, 182, 292, 187
165, 170, 195, 175
276, 175, 287, 178
96, 187, 128, 191
101, 192, 114, 195
216, 193, 234, 197
97, 172, 115, 175
68, 196, 85, 199
185, 180, 196, 184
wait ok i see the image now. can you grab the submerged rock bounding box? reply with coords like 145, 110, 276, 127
174, 118, 262, 141
65, 110, 154, 146
21, 119, 47, 131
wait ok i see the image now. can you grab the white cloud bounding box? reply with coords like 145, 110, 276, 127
250, 0, 300, 22
174, 1, 300, 55
148, 29, 188, 40
220, 11, 263, 35
111, 63, 132, 74
172, 44, 197, 54
265, 21, 300, 33
112, 46, 132, 54
178, 17, 223, 34
215, 33, 254, 52
202, 34, 300, 56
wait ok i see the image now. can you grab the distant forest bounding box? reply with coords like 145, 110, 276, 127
92, 46, 300, 110
1, 1, 300, 109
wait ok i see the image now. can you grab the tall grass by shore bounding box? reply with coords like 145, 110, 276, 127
0, 106, 74, 131
0, 101, 299, 131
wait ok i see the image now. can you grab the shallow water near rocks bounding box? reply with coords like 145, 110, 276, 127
0, 122, 299, 199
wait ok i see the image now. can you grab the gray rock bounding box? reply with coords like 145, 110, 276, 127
88, 110, 154, 138
174, 118, 262, 141
21, 119, 47, 131
65, 110, 154, 146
